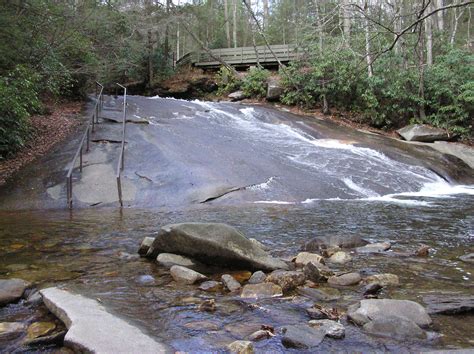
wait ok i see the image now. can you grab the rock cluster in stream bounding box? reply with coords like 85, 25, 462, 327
138, 222, 474, 351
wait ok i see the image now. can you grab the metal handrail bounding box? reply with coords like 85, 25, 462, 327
116, 83, 127, 207
66, 82, 104, 209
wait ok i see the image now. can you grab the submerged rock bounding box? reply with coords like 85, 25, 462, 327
241, 283, 283, 299
308, 319, 345, 339
298, 287, 341, 302
397, 124, 451, 142
363, 283, 383, 297
424, 294, 474, 315
266, 270, 305, 292
222, 274, 242, 292
459, 253, 474, 264
281, 324, 326, 348
363, 315, 426, 340
248, 271, 266, 284
328, 251, 352, 264
302, 235, 368, 252
0, 322, 26, 341
356, 242, 391, 253
170, 265, 207, 285
328, 272, 361, 286
0, 278, 30, 306
198, 281, 221, 292
248, 329, 273, 341
147, 223, 288, 271
27, 322, 56, 340
347, 299, 432, 328
364, 274, 400, 287
227, 340, 254, 354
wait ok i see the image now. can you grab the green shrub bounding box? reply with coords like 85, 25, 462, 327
0, 66, 41, 159
241, 67, 270, 98
216, 66, 241, 95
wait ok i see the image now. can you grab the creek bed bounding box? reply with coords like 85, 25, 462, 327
0, 196, 473, 352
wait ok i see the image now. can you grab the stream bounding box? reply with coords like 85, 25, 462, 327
0, 96, 473, 352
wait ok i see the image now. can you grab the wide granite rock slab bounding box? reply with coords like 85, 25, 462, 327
146, 223, 288, 271
40, 287, 170, 353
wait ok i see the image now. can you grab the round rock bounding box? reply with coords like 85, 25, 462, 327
328, 272, 361, 286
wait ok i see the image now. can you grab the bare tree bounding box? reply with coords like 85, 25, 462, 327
224, 0, 231, 48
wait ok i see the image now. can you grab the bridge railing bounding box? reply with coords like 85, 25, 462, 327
177, 44, 299, 67
115, 83, 127, 207
66, 82, 103, 209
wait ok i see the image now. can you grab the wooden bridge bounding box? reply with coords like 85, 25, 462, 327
176, 44, 300, 69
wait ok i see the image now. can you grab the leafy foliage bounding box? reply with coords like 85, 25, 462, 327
241, 67, 270, 98
216, 66, 241, 95
0, 66, 41, 159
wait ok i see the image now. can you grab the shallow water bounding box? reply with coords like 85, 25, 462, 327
1, 195, 473, 352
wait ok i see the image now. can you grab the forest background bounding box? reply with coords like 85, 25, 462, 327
0, 0, 473, 159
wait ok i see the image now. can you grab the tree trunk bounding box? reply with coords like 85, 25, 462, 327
425, 5, 433, 66
263, 0, 269, 30
364, 0, 373, 77
418, 24, 427, 121
342, 0, 351, 46
164, 0, 171, 66
435, 0, 444, 31
224, 0, 231, 47
232, 0, 238, 48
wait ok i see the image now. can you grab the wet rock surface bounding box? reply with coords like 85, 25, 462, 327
348, 299, 432, 328
302, 235, 368, 252
248, 271, 266, 284
397, 124, 452, 142
221, 274, 242, 292
423, 294, 474, 315
265, 270, 305, 292
364, 273, 400, 287
240, 283, 283, 299
362, 315, 426, 340
0, 322, 26, 341
170, 265, 207, 285
328, 272, 361, 286
281, 324, 326, 348
156, 253, 203, 270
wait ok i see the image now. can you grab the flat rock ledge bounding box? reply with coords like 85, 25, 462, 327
40, 287, 170, 353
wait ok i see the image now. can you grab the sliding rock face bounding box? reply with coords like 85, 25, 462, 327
147, 223, 288, 271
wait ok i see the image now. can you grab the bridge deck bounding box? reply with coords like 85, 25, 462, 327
177, 44, 300, 68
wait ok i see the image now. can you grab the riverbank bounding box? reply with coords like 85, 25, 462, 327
0, 100, 82, 186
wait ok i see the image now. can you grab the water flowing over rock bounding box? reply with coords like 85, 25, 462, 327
40, 287, 169, 353
364, 274, 400, 287
0, 279, 30, 306
265, 270, 306, 292
298, 287, 341, 302
328, 251, 352, 264
356, 242, 391, 253
240, 283, 283, 299
397, 124, 452, 142
308, 319, 345, 339
147, 223, 288, 271
281, 324, 327, 349
363, 316, 426, 340
170, 265, 207, 285
347, 299, 432, 328
0, 322, 26, 341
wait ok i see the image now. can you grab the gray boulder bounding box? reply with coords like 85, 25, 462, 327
266, 270, 305, 292
266, 80, 283, 101
248, 271, 266, 284
0, 279, 30, 306
221, 274, 242, 292
303, 235, 368, 252
281, 324, 326, 349
303, 261, 333, 282
397, 124, 452, 142
228, 91, 246, 101
347, 299, 432, 328
170, 265, 207, 285
363, 315, 426, 340
328, 272, 361, 286
459, 253, 474, 264
147, 223, 288, 271
240, 283, 283, 299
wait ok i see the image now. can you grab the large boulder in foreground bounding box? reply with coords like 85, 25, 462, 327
397, 124, 451, 142
146, 223, 288, 271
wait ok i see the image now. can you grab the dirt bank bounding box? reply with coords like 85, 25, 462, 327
0, 100, 83, 186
